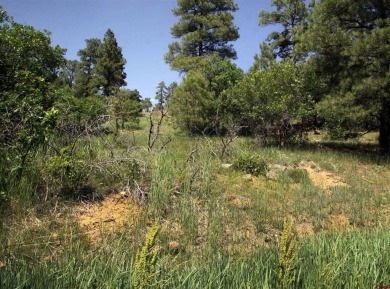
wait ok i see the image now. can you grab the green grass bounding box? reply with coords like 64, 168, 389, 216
1, 228, 390, 288
1, 117, 390, 288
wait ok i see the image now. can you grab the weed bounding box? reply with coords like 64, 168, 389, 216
278, 218, 297, 289
133, 221, 160, 289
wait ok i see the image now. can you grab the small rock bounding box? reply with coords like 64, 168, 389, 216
168, 241, 180, 252
119, 191, 128, 197
221, 163, 233, 169
0, 261, 6, 268
268, 164, 287, 171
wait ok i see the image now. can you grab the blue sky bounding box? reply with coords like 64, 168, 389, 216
1, 0, 276, 100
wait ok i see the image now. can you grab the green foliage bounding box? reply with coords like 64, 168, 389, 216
56, 60, 79, 89
0, 10, 65, 181
41, 146, 89, 197
113, 89, 142, 131
133, 222, 160, 289
74, 38, 101, 97
155, 81, 168, 110
278, 218, 297, 289
301, 0, 390, 152
170, 70, 214, 132
95, 29, 127, 96
141, 98, 153, 112
286, 168, 309, 184
165, 0, 239, 72
170, 57, 243, 133
228, 60, 314, 145
259, 0, 309, 61
55, 92, 108, 139
233, 153, 267, 176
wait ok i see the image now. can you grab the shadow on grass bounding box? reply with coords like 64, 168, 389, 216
265, 141, 390, 165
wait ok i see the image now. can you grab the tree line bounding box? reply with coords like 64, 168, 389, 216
166, 0, 390, 153
0, 0, 389, 192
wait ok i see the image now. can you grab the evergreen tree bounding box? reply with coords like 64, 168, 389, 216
155, 81, 168, 110
57, 59, 78, 89
141, 98, 153, 112
95, 29, 127, 96
165, 0, 240, 73
301, 0, 390, 152
251, 41, 275, 72
259, 0, 310, 62
166, 81, 178, 109
74, 38, 101, 97
171, 57, 243, 132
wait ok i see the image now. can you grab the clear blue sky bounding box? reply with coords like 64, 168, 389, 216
1, 0, 277, 100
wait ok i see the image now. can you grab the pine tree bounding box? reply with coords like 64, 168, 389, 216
259, 0, 310, 62
165, 0, 239, 73
302, 0, 390, 153
95, 29, 127, 96
74, 38, 101, 97
155, 81, 168, 110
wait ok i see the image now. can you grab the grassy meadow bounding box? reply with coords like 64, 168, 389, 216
1, 113, 390, 288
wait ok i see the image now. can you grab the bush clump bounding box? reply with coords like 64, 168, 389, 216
233, 153, 267, 176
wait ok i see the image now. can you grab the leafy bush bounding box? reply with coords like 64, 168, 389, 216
233, 154, 267, 176
40, 146, 90, 198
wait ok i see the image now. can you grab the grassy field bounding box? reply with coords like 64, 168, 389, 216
1, 113, 390, 288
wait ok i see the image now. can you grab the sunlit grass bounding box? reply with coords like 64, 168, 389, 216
1, 119, 389, 288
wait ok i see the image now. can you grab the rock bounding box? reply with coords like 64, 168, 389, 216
168, 241, 180, 253
266, 163, 288, 180
221, 163, 233, 169
119, 191, 128, 197
268, 164, 287, 171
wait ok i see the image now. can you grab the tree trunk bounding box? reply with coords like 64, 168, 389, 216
379, 97, 390, 154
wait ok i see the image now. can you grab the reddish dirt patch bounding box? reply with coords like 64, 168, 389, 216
299, 161, 350, 194
76, 193, 143, 242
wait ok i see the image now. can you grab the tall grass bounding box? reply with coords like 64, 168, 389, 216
1, 228, 389, 288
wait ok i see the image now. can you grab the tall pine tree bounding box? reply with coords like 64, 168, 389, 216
95, 29, 127, 96
165, 0, 239, 73
302, 0, 390, 153
74, 38, 101, 97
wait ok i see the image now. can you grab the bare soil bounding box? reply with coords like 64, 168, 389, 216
75, 193, 143, 242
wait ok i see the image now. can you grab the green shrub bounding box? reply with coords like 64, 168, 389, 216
287, 168, 310, 184
41, 146, 90, 197
233, 153, 267, 176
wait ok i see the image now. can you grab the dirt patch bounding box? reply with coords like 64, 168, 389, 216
226, 194, 252, 209
225, 219, 264, 254
161, 220, 184, 240
76, 193, 143, 242
328, 213, 350, 230
295, 222, 314, 237
299, 161, 349, 194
